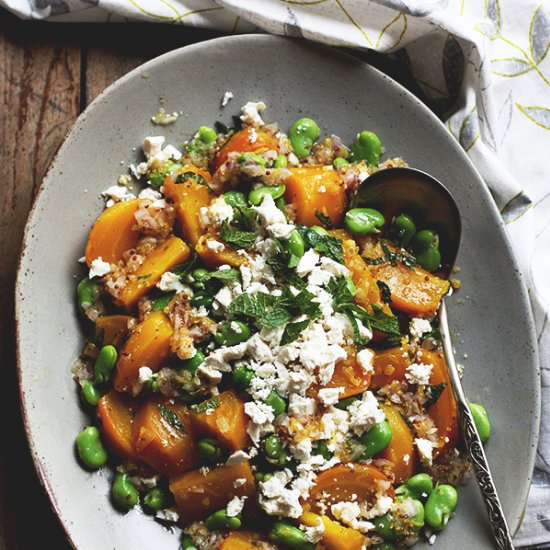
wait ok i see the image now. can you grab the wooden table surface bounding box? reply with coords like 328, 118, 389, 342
0, 10, 421, 549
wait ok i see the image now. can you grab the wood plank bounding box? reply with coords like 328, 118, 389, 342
0, 12, 80, 550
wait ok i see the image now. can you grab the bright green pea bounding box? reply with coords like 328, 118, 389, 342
264, 390, 287, 417
269, 521, 315, 550
143, 488, 167, 511
198, 438, 222, 462
191, 268, 209, 284
350, 130, 382, 166
180, 350, 205, 375
334, 395, 359, 410
81, 380, 101, 407
255, 472, 273, 483
190, 291, 214, 308
214, 321, 251, 347
360, 420, 393, 459
373, 514, 399, 541
289, 118, 320, 159
333, 157, 349, 168
387, 213, 417, 248
238, 152, 266, 166
248, 184, 286, 206
197, 125, 217, 144
180, 534, 198, 550
76, 426, 108, 469
94, 345, 118, 384
314, 441, 333, 461
372, 544, 397, 550
263, 434, 288, 467
205, 509, 241, 531
151, 292, 174, 311
224, 190, 248, 209
112, 473, 139, 509
145, 374, 160, 394
344, 208, 385, 235
412, 230, 441, 272
469, 402, 491, 443
424, 484, 458, 530
287, 230, 305, 259
77, 277, 101, 317
233, 364, 254, 391
274, 154, 288, 168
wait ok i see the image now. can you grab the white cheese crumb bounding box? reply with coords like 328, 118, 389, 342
347, 391, 385, 436
240, 101, 266, 127
244, 401, 275, 443
317, 387, 344, 406
428, 532, 437, 545
259, 470, 303, 518
356, 348, 374, 373
199, 196, 234, 229
101, 184, 136, 207
162, 144, 182, 161
233, 477, 247, 488
415, 438, 434, 466
405, 362, 433, 385
89, 257, 111, 278
207, 240, 225, 253
138, 366, 153, 383
226, 495, 247, 517
142, 136, 165, 159
410, 317, 432, 339
138, 188, 162, 201
303, 516, 325, 543
157, 272, 185, 293
225, 450, 251, 466
296, 249, 320, 276
221, 91, 234, 107
155, 507, 179, 522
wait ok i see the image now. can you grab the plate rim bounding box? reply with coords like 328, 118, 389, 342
14, 33, 541, 548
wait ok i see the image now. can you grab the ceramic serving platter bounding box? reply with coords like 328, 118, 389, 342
15, 35, 540, 549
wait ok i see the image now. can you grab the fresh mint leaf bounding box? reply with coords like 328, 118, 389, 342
377, 280, 392, 303
267, 254, 307, 290
158, 404, 186, 432
364, 304, 400, 336
315, 211, 334, 229
425, 382, 447, 407
363, 240, 416, 269
203, 268, 240, 284
220, 221, 257, 250
296, 224, 344, 264
191, 396, 221, 414
280, 319, 311, 345
171, 253, 199, 278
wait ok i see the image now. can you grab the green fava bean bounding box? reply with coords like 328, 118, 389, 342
373, 514, 398, 541
198, 125, 217, 144
424, 484, 458, 530
180, 535, 198, 550
263, 434, 289, 467
223, 190, 248, 209
198, 438, 222, 462
76, 426, 108, 469
314, 441, 333, 461
233, 364, 254, 391
287, 230, 305, 259
309, 225, 329, 236
112, 473, 139, 509
248, 184, 286, 206
94, 345, 118, 384
333, 157, 349, 168
412, 230, 441, 272
269, 521, 315, 550
180, 350, 205, 375
289, 118, 320, 159
403, 473, 434, 500
190, 291, 215, 308
214, 320, 251, 346
143, 488, 167, 511
387, 213, 417, 248
345, 208, 385, 235
407, 498, 425, 530
264, 390, 287, 417
416, 247, 441, 272
205, 509, 242, 531
334, 395, 359, 410
360, 420, 393, 459
274, 154, 288, 168
77, 277, 101, 316
350, 130, 382, 166
81, 380, 101, 407
469, 402, 491, 443
275, 196, 286, 212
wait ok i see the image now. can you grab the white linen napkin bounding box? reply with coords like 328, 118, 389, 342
3, 0, 550, 546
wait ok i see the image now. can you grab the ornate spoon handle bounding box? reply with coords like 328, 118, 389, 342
439, 300, 515, 550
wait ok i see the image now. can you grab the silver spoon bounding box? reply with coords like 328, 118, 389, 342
354, 167, 515, 550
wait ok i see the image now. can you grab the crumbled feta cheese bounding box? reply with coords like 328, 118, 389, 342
101, 184, 136, 207
356, 349, 374, 373
142, 136, 165, 159
162, 144, 182, 161
319, 257, 350, 278
428, 532, 437, 545
233, 477, 247, 488
151, 108, 179, 126
138, 188, 162, 200
318, 387, 344, 406
199, 196, 234, 229
225, 450, 250, 467
405, 362, 433, 385
207, 240, 225, 252
240, 101, 266, 127
221, 91, 234, 107
259, 470, 303, 518
226, 496, 247, 517
155, 507, 179, 522
415, 437, 434, 465
288, 395, 317, 416
410, 317, 432, 339
138, 366, 153, 383
347, 392, 385, 436
303, 516, 325, 543
296, 249, 320, 276
244, 401, 275, 443
89, 257, 111, 278
157, 272, 185, 293
254, 193, 287, 227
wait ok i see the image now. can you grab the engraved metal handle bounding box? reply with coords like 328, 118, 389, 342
439, 300, 515, 550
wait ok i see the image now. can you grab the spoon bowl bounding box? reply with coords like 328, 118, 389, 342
352, 167, 461, 276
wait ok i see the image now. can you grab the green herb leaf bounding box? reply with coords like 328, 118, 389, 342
158, 404, 186, 432
296, 224, 344, 264
151, 293, 175, 311
219, 221, 257, 250
171, 253, 199, 278
266, 253, 307, 290
191, 396, 221, 414
425, 382, 447, 407
137, 274, 151, 281
280, 319, 311, 345
376, 280, 392, 304
203, 268, 240, 284
315, 211, 334, 229
363, 240, 416, 269
364, 304, 400, 336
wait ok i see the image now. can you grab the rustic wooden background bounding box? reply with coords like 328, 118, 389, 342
0, 9, 422, 549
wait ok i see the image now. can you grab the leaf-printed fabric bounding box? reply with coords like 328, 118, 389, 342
2, 0, 550, 546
